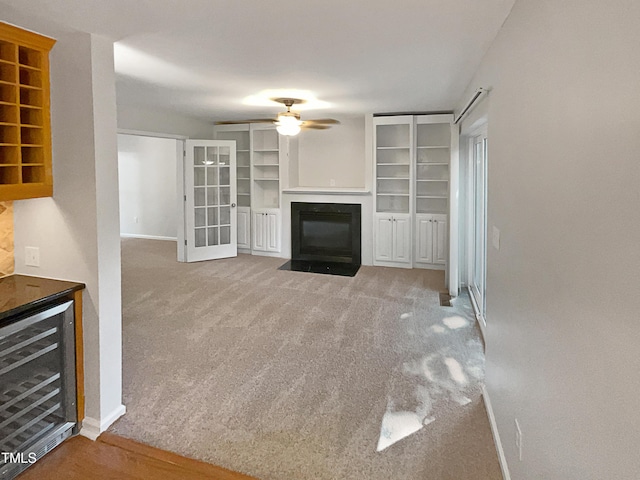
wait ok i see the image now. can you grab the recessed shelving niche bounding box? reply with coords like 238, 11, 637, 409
0, 22, 55, 201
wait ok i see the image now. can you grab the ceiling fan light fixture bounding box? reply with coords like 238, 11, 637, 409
275, 115, 302, 136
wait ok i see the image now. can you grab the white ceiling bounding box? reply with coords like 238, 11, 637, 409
1, 0, 515, 122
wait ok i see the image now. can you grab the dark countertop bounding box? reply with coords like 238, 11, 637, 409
0, 274, 85, 324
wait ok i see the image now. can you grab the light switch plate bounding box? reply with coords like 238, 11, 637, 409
492, 226, 500, 250
25, 246, 40, 267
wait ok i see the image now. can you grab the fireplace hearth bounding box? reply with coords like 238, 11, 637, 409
280, 202, 361, 277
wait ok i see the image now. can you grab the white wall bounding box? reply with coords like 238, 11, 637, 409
118, 134, 178, 239
458, 1, 640, 478
297, 116, 366, 188
12, 29, 124, 436
118, 104, 213, 139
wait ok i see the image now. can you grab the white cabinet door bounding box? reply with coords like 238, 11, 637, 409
374, 214, 393, 262
392, 215, 411, 263
415, 214, 434, 264
237, 207, 251, 250
433, 214, 448, 264
265, 210, 281, 252
252, 209, 281, 253
252, 211, 266, 251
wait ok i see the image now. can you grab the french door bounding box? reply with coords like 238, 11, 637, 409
469, 129, 488, 324
183, 140, 237, 262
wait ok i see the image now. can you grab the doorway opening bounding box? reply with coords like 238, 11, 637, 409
116, 132, 183, 242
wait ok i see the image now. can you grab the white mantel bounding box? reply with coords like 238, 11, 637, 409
280, 188, 374, 266
282, 187, 371, 196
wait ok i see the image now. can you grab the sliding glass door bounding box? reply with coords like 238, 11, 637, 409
469, 129, 488, 323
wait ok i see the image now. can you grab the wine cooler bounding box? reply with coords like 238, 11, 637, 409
0, 300, 77, 479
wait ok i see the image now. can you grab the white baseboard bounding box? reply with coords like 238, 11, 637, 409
251, 251, 285, 259
120, 233, 177, 241
482, 385, 511, 480
80, 404, 126, 441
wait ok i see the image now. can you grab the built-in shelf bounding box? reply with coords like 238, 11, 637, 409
0, 23, 54, 201
377, 162, 410, 166
376, 146, 410, 150
417, 146, 449, 149
416, 195, 447, 199
253, 163, 279, 167
254, 178, 279, 181
417, 179, 448, 182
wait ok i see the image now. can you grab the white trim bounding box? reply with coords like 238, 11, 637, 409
117, 128, 188, 140
251, 251, 285, 259
448, 122, 460, 297
482, 385, 511, 480
468, 285, 487, 341
80, 404, 126, 441
176, 140, 187, 262
120, 233, 177, 241
282, 187, 371, 196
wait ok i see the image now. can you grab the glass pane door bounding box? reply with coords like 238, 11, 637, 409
185, 140, 237, 262
470, 133, 488, 321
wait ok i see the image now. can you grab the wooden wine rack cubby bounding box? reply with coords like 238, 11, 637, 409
0, 23, 55, 201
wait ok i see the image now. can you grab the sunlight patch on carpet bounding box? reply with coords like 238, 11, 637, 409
376, 411, 435, 452
377, 308, 480, 452
443, 316, 469, 329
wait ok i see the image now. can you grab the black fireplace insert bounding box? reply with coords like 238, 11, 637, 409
281, 202, 361, 276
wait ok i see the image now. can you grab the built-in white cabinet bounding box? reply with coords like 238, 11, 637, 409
252, 208, 281, 253
215, 124, 284, 255
373, 114, 453, 269
215, 124, 251, 207
237, 206, 251, 250
415, 213, 447, 265
374, 213, 411, 265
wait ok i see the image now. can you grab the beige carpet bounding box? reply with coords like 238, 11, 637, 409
110, 238, 502, 480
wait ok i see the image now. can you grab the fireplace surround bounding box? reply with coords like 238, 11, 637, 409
281, 202, 361, 276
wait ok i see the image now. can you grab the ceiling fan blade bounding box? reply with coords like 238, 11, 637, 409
301, 124, 331, 130
215, 118, 276, 125
302, 118, 340, 126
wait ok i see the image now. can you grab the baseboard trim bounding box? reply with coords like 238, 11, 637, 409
482, 385, 511, 480
120, 233, 177, 241
80, 404, 126, 441
251, 251, 285, 258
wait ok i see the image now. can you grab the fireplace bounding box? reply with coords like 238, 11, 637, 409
281, 202, 361, 276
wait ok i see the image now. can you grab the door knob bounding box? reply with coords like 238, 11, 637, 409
231, 203, 236, 207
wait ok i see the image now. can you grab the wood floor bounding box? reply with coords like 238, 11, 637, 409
17, 432, 256, 480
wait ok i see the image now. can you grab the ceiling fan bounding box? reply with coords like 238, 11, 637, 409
216, 98, 339, 136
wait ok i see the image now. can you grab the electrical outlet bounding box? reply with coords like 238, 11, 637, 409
515, 418, 523, 461
492, 225, 500, 250
25, 246, 40, 267
134, 216, 139, 224
330, 179, 336, 186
